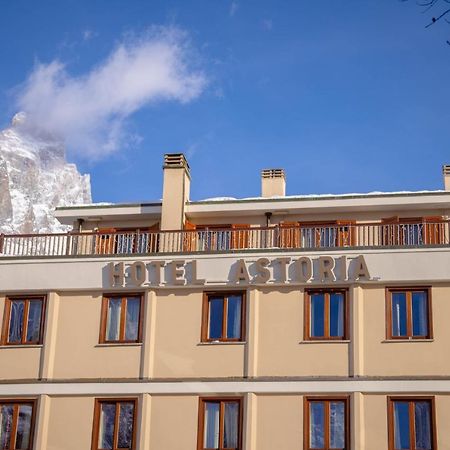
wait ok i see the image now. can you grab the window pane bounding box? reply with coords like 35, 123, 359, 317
394, 402, 411, 450
106, 299, 122, 341
117, 402, 134, 449
392, 293, 407, 337
223, 402, 239, 448
209, 298, 223, 340
8, 300, 25, 343
203, 402, 220, 449
125, 298, 140, 341
98, 403, 116, 449
329, 293, 345, 337
412, 292, 428, 337
15, 404, 33, 449
414, 402, 432, 450
226, 296, 242, 339
26, 301, 42, 342
310, 402, 325, 449
330, 402, 345, 449
0, 404, 14, 449
311, 294, 325, 337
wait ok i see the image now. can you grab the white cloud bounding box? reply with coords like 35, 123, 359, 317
82, 29, 96, 41
230, 1, 239, 17
16, 27, 207, 160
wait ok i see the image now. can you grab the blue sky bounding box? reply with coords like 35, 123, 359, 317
0, 0, 449, 203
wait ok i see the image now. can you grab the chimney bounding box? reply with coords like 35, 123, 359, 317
443, 165, 450, 191
161, 153, 191, 230
261, 168, 286, 198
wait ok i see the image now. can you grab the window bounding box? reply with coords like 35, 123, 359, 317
197, 398, 242, 450
201, 292, 246, 342
0, 400, 35, 450
100, 295, 143, 343
1, 296, 46, 345
386, 288, 432, 339
388, 397, 436, 450
304, 290, 348, 340
304, 397, 349, 450
92, 399, 137, 450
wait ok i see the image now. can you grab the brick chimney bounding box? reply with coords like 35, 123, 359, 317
261, 168, 286, 198
443, 165, 450, 191
161, 153, 191, 230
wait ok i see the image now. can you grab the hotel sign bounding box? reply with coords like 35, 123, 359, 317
107, 255, 371, 287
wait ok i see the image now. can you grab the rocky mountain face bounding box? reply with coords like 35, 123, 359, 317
0, 113, 91, 234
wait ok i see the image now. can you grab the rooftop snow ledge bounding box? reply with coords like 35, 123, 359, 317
55, 201, 162, 211
192, 190, 450, 204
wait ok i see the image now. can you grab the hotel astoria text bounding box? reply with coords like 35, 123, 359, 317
2, 154, 450, 449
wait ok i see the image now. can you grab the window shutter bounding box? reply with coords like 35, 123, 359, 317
279, 221, 300, 248
183, 220, 197, 251
95, 228, 116, 254
423, 216, 444, 245
231, 224, 250, 249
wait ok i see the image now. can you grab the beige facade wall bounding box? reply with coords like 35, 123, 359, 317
52, 293, 141, 379
256, 395, 303, 450
363, 285, 450, 376
7, 393, 450, 449
46, 396, 94, 450
5, 284, 450, 381
152, 290, 246, 378
149, 395, 199, 449
0, 296, 42, 379
257, 287, 349, 376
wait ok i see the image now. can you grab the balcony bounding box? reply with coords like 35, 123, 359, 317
0, 221, 449, 258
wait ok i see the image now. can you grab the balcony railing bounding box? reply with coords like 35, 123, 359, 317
0, 221, 449, 258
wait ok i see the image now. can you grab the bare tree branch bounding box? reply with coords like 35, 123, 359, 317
401, 0, 450, 44
425, 8, 450, 27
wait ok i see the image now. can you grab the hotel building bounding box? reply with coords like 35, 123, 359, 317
1, 154, 450, 449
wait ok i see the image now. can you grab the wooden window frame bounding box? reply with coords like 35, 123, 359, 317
304, 289, 349, 341
91, 398, 138, 450
197, 397, 243, 450
387, 396, 437, 450
385, 287, 433, 340
99, 294, 144, 344
201, 292, 246, 343
0, 399, 37, 450
1, 296, 46, 346
303, 396, 350, 450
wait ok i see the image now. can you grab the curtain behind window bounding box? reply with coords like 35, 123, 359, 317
8, 301, 24, 343
227, 296, 242, 339
204, 403, 219, 448
223, 402, 239, 448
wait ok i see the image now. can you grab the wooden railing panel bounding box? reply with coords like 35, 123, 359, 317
0, 222, 449, 258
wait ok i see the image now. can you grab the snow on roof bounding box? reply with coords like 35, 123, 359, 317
196, 190, 448, 203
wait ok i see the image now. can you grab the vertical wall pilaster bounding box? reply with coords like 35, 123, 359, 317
244, 393, 257, 450
244, 289, 259, 378
349, 286, 364, 377
140, 290, 157, 379
352, 392, 365, 450
138, 393, 152, 450
39, 292, 60, 380
34, 394, 51, 450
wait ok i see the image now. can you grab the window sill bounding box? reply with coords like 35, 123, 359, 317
382, 339, 434, 343
0, 344, 43, 349
299, 340, 351, 344
198, 341, 247, 346
95, 343, 143, 348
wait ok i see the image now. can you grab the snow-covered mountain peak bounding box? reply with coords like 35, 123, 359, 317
0, 113, 92, 234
